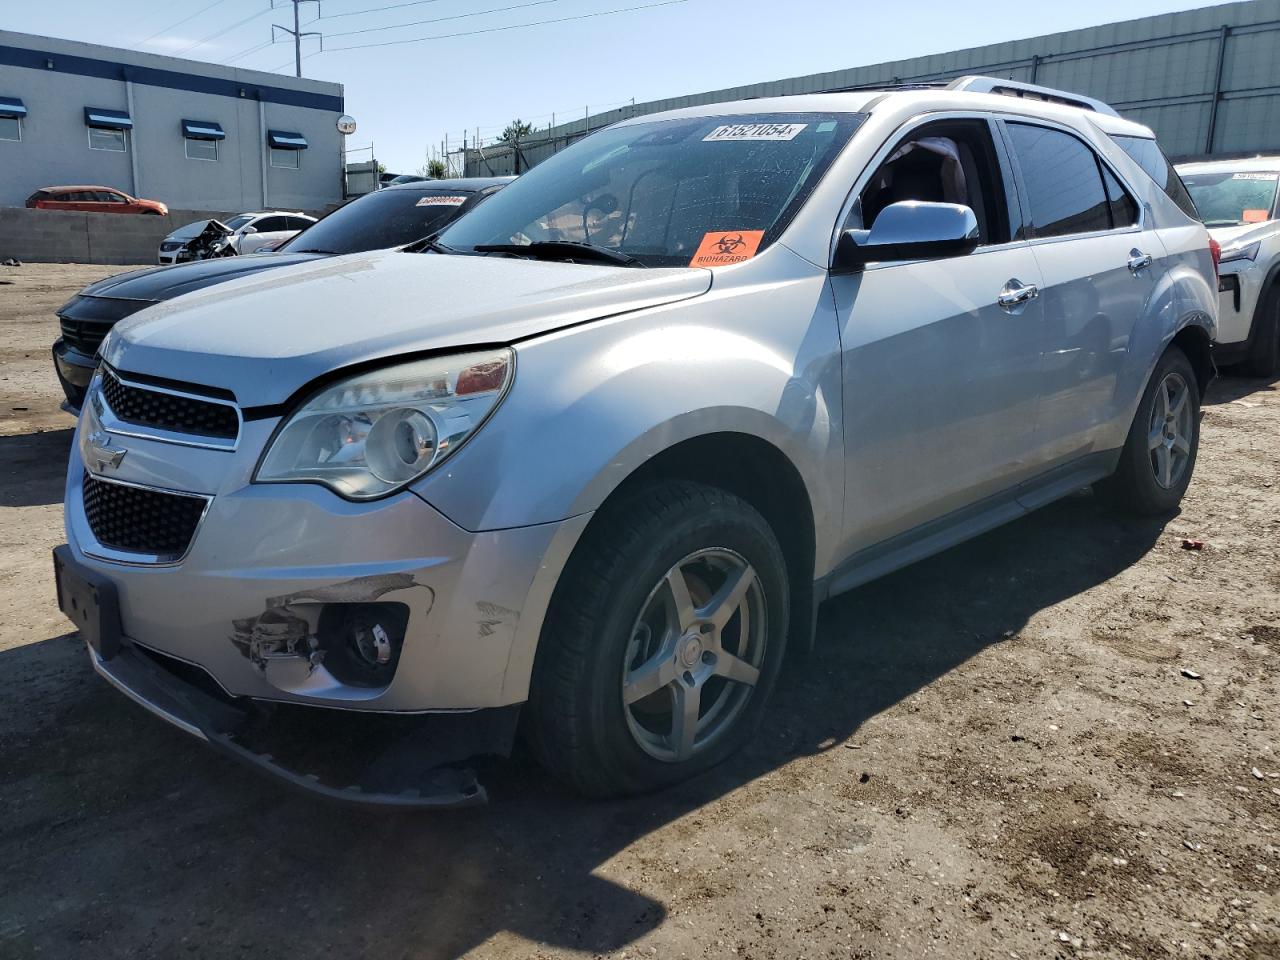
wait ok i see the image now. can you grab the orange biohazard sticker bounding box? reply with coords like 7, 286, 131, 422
1242, 208, 1271, 223
689, 230, 765, 268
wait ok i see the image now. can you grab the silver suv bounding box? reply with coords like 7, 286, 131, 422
54, 77, 1217, 807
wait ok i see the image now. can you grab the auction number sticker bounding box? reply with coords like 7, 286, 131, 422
689, 230, 765, 267
416, 195, 469, 206
1243, 208, 1271, 222
1232, 172, 1279, 181
703, 123, 807, 142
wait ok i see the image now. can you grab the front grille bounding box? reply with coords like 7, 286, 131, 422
82, 474, 207, 559
59, 317, 111, 355
101, 370, 239, 441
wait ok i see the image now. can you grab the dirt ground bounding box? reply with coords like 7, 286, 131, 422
1, 262, 1278, 960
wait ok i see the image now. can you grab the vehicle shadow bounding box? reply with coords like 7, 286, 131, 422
0, 428, 72, 507
0, 489, 1171, 959
1202, 369, 1279, 406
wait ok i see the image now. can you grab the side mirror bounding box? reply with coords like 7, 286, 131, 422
240, 225, 258, 235
833, 201, 979, 273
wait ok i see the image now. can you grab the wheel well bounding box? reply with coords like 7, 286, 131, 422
1171, 324, 1213, 396
601, 432, 818, 655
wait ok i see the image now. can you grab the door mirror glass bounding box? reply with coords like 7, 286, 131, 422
834, 201, 979, 271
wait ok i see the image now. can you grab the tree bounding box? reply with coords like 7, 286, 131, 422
376, 162, 386, 174
415, 159, 448, 179
500, 119, 535, 143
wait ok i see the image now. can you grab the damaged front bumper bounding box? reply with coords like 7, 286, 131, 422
58, 539, 517, 807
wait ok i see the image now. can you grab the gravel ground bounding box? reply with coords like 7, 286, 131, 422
1, 262, 1278, 960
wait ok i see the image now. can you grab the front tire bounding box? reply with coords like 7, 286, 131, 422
527, 481, 789, 797
1097, 346, 1201, 515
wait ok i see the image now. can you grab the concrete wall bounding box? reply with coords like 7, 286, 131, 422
466, 0, 1280, 175
0, 30, 345, 212
0, 206, 332, 265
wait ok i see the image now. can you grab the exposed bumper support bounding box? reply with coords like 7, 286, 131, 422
88, 641, 517, 809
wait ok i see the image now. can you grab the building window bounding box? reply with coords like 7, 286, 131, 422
186, 137, 218, 161
181, 119, 224, 162
266, 129, 306, 170
0, 96, 27, 142
89, 127, 127, 152
270, 147, 300, 169
84, 107, 132, 153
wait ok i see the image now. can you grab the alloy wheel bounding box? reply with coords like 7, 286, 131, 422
1147, 371, 1194, 489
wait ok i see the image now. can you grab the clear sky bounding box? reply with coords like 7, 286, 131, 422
6, 0, 1239, 174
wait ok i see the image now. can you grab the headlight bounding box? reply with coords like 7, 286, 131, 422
1219, 239, 1261, 264
255, 349, 512, 500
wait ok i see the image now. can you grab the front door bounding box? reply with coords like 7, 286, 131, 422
833, 116, 1049, 555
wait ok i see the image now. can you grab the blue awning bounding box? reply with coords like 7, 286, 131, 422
0, 97, 26, 119
84, 107, 132, 130
267, 129, 307, 150
182, 119, 225, 141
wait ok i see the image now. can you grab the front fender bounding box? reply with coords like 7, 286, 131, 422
413, 246, 845, 573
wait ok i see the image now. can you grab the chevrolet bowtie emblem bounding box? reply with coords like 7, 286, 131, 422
87, 431, 127, 472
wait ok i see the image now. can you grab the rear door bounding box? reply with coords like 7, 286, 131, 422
1002, 120, 1161, 466
833, 115, 1050, 554
241, 215, 288, 253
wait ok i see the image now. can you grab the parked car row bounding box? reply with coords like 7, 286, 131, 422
53, 77, 1226, 807
52, 178, 513, 410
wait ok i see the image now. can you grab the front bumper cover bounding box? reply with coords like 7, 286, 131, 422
66, 561, 519, 810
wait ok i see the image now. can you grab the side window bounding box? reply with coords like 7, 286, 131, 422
852, 118, 1012, 246
254, 216, 285, 232
1100, 166, 1138, 228
1006, 123, 1110, 238
286, 217, 311, 231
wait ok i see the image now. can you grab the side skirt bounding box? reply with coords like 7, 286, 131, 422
817, 450, 1120, 603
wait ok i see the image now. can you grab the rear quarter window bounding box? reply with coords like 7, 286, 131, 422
1110, 135, 1199, 220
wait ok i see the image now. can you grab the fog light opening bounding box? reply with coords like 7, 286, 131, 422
315, 602, 409, 688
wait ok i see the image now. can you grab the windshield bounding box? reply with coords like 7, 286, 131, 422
278, 189, 478, 254
439, 113, 864, 267
225, 214, 255, 231
1181, 171, 1279, 227
170, 219, 212, 239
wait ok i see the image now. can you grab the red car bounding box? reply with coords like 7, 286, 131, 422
26, 185, 168, 216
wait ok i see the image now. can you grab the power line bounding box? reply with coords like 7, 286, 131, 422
172, 4, 274, 56
320, 0, 447, 19
133, 0, 234, 48
222, 37, 276, 63
322, 0, 688, 52
325, 0, 557, 39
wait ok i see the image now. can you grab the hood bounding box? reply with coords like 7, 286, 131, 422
105, 249, 712, 406
1206, 220, 1280, 248
77, 253, 327, 305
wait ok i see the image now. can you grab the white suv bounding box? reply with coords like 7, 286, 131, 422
1178, 157, 1280, 376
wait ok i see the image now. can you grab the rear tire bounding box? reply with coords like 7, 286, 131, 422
1244, 284, 1280, 379
1096, 346, 1201, 515
527, 481, 789, 797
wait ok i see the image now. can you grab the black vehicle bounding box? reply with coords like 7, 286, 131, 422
52, 177, 513, 411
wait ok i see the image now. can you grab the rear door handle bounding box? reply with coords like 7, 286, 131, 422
997, 279, 1039, 310
1127, 249, 1153, 274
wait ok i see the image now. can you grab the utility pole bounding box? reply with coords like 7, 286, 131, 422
272, 0, 322, 78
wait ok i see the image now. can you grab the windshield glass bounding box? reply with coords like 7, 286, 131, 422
170, 219, 212, 239
225, 214, 255, 231
439, 112, 865, 267
278, 189, 477, 254
1181, 171, 1279, 227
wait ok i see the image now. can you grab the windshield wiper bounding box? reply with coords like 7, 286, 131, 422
405, 233, 457, 255
473, 241, 645, 267
291, 248, 340, 254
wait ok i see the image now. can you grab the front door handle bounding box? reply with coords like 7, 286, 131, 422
997, 279, 1039, 310
1127, 249, 1154, 275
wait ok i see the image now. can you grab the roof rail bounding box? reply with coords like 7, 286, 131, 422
946, 76, 1121, 117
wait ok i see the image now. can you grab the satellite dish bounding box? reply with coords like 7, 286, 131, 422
337, 115, 357, 135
